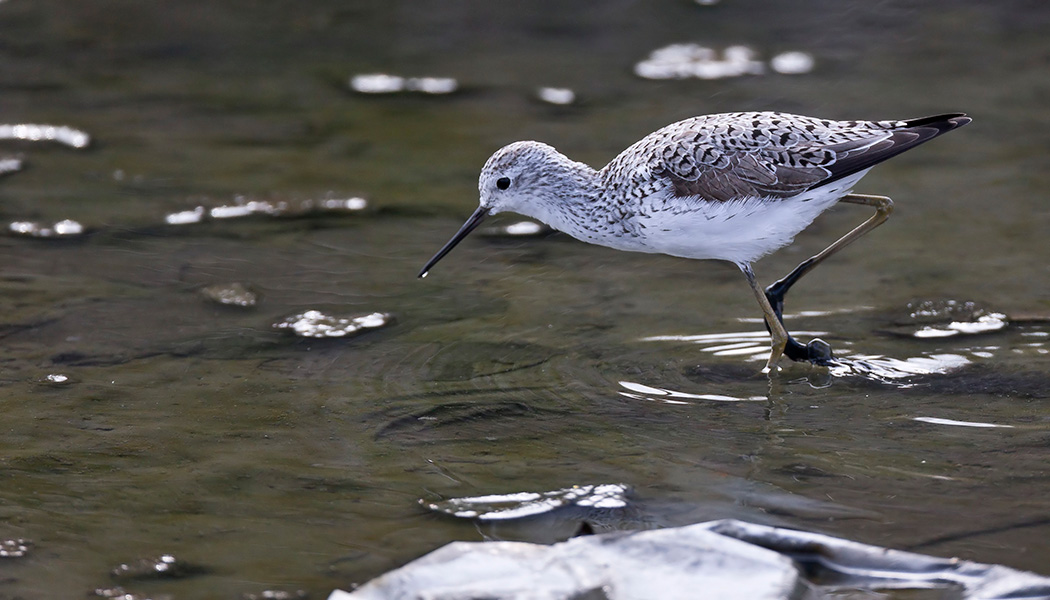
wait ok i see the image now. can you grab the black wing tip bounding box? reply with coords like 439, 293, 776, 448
818, 112, 971, 188
903, 113, 972, 133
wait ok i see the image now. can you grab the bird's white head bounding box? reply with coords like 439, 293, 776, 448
419, 140, 595, 278
478, 140, 569, 217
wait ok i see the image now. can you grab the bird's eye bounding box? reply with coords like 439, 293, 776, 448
496, 177, 511, 190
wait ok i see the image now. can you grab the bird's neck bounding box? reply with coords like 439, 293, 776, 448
526, 158, 603, 235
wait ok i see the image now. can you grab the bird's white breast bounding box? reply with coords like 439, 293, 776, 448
581, 169, 870, 266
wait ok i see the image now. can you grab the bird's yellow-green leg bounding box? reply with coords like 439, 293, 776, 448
741, 263, 789, 373
764, 193, 894, 364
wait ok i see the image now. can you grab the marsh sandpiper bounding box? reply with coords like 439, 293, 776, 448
420, 111, 971, 372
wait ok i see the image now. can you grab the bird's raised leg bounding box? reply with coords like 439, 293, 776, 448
765, 193, 895, 364
741, 263, 788, 373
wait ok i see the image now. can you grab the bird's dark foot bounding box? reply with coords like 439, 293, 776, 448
784, 336, 834, 365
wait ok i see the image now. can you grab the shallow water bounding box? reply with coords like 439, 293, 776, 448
1, 1, 1049, 598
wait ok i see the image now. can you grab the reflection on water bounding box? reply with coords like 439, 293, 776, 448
827, 353, 971, 383
424, 484, 630, 521
641, 329, 828, 363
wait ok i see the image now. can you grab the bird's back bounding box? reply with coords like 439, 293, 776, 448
588, 111, 969, 264
601, 111, 969, 203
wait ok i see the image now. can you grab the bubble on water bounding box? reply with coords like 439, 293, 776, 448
0, 123, 90, 148
770, 51, 815, 74
635, 43, 764, 80
53, 219, 83, 235
200, 283, 259, 308
110, 554, 201, 580
320, 197, 367, 211
537, 87, 576, 105
0, 538, 30, 558
164, 195, 367, 226
350, 73, 458, 95
636, 44, 818, 80
405, 76, 458, 94
350, 73, 405, 93
274, 310, 394, 338
0, 157, 22, 176
165, 206, 205, 225
7, 219, 85, 238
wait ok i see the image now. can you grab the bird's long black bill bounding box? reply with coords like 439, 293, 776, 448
418, 206, 489, 278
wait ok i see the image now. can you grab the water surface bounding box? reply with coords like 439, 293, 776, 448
1, 1, 1048, 597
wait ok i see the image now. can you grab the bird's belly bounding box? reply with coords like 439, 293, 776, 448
637, 194, 839, 263
549, 171, 868, 265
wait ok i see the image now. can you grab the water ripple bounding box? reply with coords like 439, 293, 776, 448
827, 354, 972, 384
912, 416, 1015, 429
618, 380, 765, 403
642, 328, 977, 385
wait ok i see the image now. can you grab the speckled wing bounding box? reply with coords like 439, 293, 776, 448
629, 112, 970, 202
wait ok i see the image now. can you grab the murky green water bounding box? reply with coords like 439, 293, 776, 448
1, 1, 1048, 598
